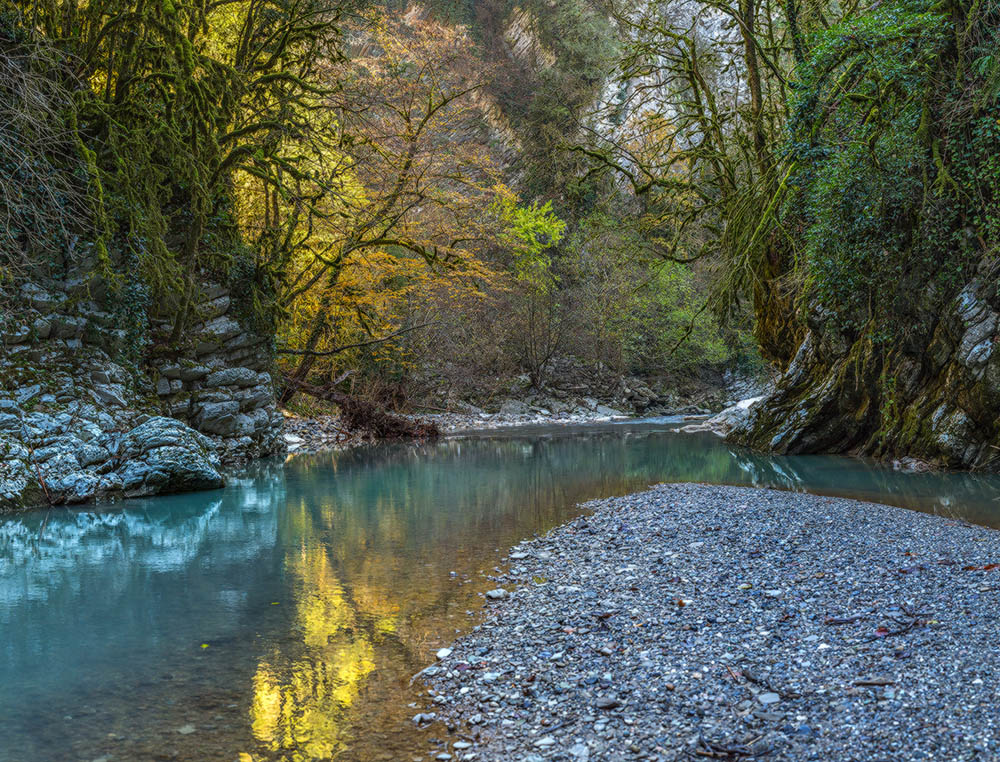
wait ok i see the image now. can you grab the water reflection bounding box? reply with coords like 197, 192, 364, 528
250, 544, 378, 760
2, 425, 1000, 761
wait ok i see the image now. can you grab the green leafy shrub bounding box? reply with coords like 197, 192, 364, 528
787, 0, 1000, 336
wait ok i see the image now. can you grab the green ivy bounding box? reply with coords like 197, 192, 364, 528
784, 0, 1000, 337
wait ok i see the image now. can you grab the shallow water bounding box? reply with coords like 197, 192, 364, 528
3, 421, 1000, 762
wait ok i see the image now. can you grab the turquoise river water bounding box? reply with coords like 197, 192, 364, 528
3, 419, 1000, 762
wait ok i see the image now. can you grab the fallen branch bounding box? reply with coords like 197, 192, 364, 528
282, 377, 440, 440
861, 606, 929, 643
691, 734, 769, 759
740, 666, 801, 699
824, 614, 866, 625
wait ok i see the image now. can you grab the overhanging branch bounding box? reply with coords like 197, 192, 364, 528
276, 321, 436, 357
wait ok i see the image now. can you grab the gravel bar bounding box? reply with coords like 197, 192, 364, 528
418, 484, 1000, 762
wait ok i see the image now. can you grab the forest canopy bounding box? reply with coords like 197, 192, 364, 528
2, 0, 997, 414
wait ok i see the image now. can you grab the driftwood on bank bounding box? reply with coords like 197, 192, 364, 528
282, 378, 440, 440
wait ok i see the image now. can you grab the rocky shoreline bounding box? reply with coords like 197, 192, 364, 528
2, 275, 765, 513
1, 279, 284, 512
281, 405, 654, 454
417, 484, 1000, 761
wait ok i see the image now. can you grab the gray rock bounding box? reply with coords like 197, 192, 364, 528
116, 416, 223, 496
199, 316, 242, 342
593, 405, 625, 418
178, 365, 211, 382
193, 401, 241, 436
16, 385, 42, 405
2, 323, 30, 343
20, 282, 59, 312
203, 294, 231, 320
236, 384, 274, 411
203, 367, 258, 388
499, 400, 533, 416
60, 472, 101, 503
78, 443, 110, 467
91, 385, 128, 408
51, 315, 86, 339
681, 396, 765, 438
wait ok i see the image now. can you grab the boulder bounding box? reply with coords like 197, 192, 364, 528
499, 399, 533, 416
594, 405, 625, 418
683, 396, 766, 437
116, 417, 223, 496
57, 471, 101, 504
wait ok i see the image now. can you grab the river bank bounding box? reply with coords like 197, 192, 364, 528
418, 483, 1000, 762
280, 406, 663, 454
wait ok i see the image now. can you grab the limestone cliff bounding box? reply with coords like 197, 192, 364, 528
0, 279, 284, 512
729, 260, 1000, 471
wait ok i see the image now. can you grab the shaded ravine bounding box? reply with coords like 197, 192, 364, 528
2, 422, 1000, 762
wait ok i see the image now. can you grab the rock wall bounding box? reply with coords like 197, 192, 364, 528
730, 261, 1000, 470
0, 279, 284, 513
145, 283, 284, 462
503, 7, 556, 70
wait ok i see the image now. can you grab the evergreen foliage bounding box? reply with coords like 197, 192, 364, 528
786, 0, 1000, 338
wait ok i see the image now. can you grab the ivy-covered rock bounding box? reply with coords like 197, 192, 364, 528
732, 0, 1000, 470
0, 281, 283, 513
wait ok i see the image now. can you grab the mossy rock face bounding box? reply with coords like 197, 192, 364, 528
730, 277, 1000, 471
0, 435, 44, 513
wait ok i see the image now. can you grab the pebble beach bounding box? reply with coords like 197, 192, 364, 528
418, 484, 1000, 761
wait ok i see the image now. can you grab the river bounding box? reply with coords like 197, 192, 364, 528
3, 420, 1000, 761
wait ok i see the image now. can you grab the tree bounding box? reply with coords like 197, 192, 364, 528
577, 0, 859, 365
9, 0, 350, 345
270, 8, 507, 403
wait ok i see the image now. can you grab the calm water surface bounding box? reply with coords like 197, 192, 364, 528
3, 421, 1000, 762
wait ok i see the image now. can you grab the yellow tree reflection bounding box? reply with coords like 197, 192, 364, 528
248, 539, 389, 760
